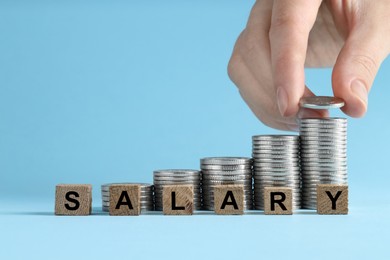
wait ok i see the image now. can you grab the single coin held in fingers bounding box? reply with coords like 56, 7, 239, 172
299, 96, 345, 109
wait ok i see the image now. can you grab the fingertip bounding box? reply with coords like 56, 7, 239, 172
333, 77, 368, 118
341, 99, 367, 118
277, 87, 300, 117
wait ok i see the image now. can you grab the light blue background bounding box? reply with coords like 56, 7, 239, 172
0, 1, 389, 259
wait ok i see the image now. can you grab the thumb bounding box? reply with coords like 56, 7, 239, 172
332, 26, 388, 117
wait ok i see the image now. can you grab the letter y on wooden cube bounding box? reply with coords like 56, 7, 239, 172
317, 184, 348, 215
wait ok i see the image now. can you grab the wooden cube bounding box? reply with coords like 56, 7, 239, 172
55, 184, 92, 216
317, 184, 348, 215
263, 187, 293, 215
214, 185, 244, 215
163, 185, 193, 215
109, 184, 141, 216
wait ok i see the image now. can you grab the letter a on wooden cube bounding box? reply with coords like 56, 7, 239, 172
317, 184, 348, 215
264, 187, 293, 215
163, 185, 194, 215
214, 185, 244, 215
109, 184, 141, 216
55, 184, 92, 216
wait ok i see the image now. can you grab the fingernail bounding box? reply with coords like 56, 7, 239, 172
351, 80, 368, 107
277, 87, 288, 116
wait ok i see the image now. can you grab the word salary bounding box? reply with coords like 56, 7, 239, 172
54, 183, 348, 216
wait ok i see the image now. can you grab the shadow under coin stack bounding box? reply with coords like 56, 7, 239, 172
299, 118, 348, 209
252, 135, 301, 210
200, 157, 253, 210
153, 170, 201, 211
101, 183, 154, 212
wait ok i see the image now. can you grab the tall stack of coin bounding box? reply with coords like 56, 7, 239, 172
252, 135, 301, 210
101, 183, 154, 212
153, 170, 201, 211
299, 97, 348, 209
200, 157, 253, 210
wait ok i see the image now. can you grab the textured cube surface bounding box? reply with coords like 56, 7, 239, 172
55, 184, 92, 216
109, 184, 141, 216
163, 185, 193, 215
317, 184, 348, 215
264, 187, 293, 215
214, 185, 244, 215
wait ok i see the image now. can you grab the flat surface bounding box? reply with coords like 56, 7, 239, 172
1, 188, 389, 260
1, 0, 390, 259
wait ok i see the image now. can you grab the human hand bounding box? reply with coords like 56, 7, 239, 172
228, 0, 389, 131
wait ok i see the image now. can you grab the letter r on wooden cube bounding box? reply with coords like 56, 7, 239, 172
55, 184, 92, 216
263, 187, 293, 215
163, 185, 194, 215
317, 184, 348, 215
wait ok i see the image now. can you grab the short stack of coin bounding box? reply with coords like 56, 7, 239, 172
153, 170, 201, 211
101, 183, 154, 212
252, 135, 301, 210
200, 157, 253, 210
299, 118, 348, 209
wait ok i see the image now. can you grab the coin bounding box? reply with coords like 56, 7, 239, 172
299, 96, 345, 109
299, 117, 348, 209
201, 157, 253, 210
252, 135, 301, 210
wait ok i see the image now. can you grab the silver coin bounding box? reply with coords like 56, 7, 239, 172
154, 169, 200, 174
300, 137, 347, 142
252, 146, 299, 150
200, 157, 252, 165
300, 140, 347, 145
101, 182, 153, 187
302, 165, 348, 171
101, 187, 153, 192
153, 179, 199, 183
252, 155, 300, 160
253, 169, 301, 174
252, 144, 299, 149
202, 176, 252, 181
254, 174, 301, 179
200, 164, 252, 171
300, 153, 346, 159
300, 123, 347, 128
302, 177, 348, 182
201, 169, 252, 174
299, 117, 347, 123
299, 130, 347, 135
252, 135, 299, 140
153, 177, 200, 182
253, 157, 300, 162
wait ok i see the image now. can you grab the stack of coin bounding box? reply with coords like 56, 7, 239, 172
101, 183, 154, 212
299, 118, 348, 209
153, 170, 201, 211
299, 96, 348, 209
252, 135, 301, 210
200, 157, 253, 210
